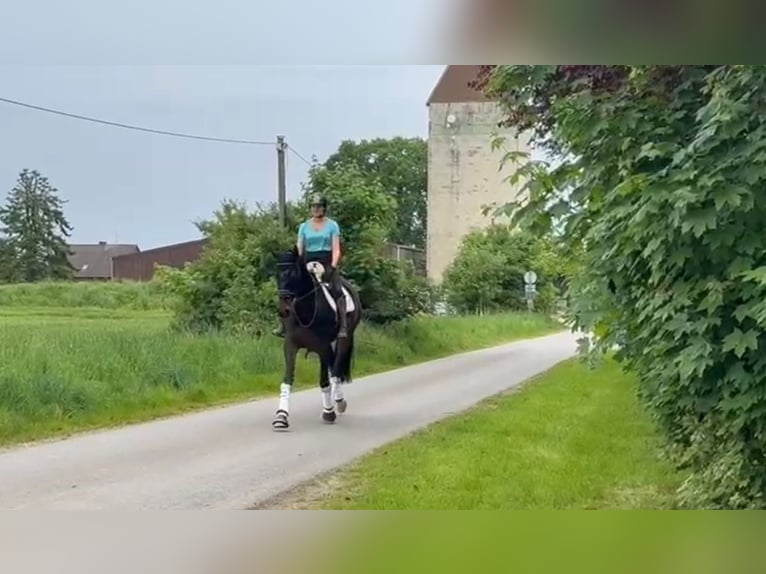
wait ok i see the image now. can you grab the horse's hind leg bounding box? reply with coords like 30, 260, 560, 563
319, 346, 337, 424
330, 336, 353, 414
331, 358, 347, 414
273, 339, 297, 431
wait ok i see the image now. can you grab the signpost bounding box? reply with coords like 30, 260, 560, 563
523, 270, 537, 311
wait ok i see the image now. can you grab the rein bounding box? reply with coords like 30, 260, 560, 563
281, 258, 324, 330
290, 283, 320, 329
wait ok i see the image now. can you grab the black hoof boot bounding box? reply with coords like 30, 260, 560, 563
322, 409, 337, 424
272, 410, 289, 430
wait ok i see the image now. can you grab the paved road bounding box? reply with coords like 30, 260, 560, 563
0, 331, 579, 510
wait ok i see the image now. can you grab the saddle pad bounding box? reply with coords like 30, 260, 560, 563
319, 284, 356, 314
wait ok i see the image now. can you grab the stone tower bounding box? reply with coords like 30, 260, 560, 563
425, 65, 530, 284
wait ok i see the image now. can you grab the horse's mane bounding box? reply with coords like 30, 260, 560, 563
277, 246, 300, 266
277, 247, 314, 296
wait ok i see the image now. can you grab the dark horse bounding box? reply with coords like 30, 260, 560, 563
272, 246, 362, 430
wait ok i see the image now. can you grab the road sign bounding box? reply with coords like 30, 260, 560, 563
524, 282, 537, 311
524, 270, 537, 311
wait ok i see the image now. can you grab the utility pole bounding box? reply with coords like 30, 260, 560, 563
276, 135, 287, 227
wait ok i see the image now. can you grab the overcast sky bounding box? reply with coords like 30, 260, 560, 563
0, 1, 447, 248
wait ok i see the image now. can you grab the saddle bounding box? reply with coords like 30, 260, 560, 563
318, 282, 356, 315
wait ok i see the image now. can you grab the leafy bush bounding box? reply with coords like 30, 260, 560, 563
479, 65, 766, 508
156, 200, 297, 335
159, 162, 436, 334
442, 225, 565, 314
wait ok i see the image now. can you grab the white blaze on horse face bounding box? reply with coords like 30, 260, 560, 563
279, 383, 291, 413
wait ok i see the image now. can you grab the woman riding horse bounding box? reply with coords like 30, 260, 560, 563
273, 192, 349, 339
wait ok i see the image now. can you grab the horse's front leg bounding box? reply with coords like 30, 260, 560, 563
273, 338, 298, 431
319, 345, 337, 424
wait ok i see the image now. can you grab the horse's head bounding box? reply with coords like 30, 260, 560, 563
276, 246, 312, 298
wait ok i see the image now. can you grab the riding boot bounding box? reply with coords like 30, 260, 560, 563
336, 296, 349, 338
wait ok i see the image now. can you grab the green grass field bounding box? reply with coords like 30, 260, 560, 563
0, 301, 563, 447
295, 357, 682, 510
0, 279, 171, 310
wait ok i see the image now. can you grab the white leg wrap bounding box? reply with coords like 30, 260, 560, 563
331, 377, 344, 402
278, 383, 291, 413
321, 387, 333, 411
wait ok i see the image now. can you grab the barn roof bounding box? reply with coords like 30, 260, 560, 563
112, 237, 209, 259
67, 242, 140, 279
426, 65, 489, 105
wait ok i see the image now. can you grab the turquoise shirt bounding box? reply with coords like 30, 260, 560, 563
298, 218, 340, 253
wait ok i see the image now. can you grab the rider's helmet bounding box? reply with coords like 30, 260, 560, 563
309, 193, 328, 210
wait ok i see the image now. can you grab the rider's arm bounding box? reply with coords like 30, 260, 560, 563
296, 222, 305, 256
331, 221, 341, 268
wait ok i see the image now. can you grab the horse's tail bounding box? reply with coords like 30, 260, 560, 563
334, 333, 355, 383
335, 277, 360, 383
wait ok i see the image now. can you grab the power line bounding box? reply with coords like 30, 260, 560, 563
287, 145, 313, 167
1, 94, 318, 231
0, 96, 274, 146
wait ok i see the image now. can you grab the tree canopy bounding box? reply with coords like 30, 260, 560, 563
318, 137, 427, 249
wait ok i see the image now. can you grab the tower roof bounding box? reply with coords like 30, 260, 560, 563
426, 65, 488, 105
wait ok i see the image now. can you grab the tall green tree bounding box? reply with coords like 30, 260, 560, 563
0, 169, 74, 282
475, 65, 766, 508
321, 137, 427, 249
304, 162, 434, 323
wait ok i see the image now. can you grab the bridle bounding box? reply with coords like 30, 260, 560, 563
278, 256, 322, 330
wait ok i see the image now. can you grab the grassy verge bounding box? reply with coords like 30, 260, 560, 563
286, 357, 682, 509
0, 307, 562, 447
0, 280, 170, 310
